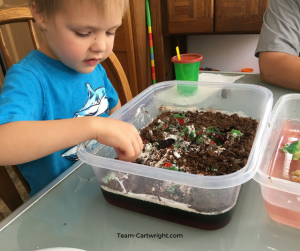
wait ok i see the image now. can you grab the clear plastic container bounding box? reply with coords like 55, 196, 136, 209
78, 81, 273, 230
254, 94, 300, 229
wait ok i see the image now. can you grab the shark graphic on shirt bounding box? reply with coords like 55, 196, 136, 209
75, 83, 109, 117
61, 83, 109, 161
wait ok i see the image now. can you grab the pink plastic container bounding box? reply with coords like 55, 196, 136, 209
254, 94, 300, 229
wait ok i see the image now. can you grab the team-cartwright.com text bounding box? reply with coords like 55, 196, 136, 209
117, 233, 183, 239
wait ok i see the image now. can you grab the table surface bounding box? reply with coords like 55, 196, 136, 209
1, 73, 300, 251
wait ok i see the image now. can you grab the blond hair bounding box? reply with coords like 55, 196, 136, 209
29, 0, 129, 17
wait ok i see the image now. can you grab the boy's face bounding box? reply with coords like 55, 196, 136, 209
39, 0, 123, 74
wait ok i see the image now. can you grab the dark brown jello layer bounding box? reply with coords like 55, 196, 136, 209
101, 188, 236, 230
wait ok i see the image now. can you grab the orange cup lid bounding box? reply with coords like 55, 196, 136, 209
241, 68, 253, 73
171, 53, 203, 64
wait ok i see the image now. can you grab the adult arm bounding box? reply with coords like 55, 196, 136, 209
256, 0, 300, 89
259, 51, 300, 91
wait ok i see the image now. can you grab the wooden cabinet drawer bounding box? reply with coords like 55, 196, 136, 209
214, 0, 268, 34
162, 0, 214, 35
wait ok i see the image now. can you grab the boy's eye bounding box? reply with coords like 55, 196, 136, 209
75, 32, 91, 37
106, 31, 115, 36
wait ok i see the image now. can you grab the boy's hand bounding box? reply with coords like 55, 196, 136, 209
94, 117, 143, 162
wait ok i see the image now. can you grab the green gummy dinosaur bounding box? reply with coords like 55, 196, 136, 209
281, 141, 300, 161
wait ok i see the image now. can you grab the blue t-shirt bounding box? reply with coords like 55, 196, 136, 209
0, 50, 119, 196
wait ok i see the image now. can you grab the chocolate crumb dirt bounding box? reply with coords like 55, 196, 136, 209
136, 110, 258, 176
102, 110, 258, 214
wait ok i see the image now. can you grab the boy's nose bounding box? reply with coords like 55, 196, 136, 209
91, 38, 106, 53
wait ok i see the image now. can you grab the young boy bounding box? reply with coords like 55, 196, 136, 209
0, 0, 143, 196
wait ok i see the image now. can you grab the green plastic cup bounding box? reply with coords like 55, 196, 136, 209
171, 53, 203, 95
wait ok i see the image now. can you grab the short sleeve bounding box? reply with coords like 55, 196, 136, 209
255, 0, 300, 57
0, 65, 44, 125
98, 64, 119, 110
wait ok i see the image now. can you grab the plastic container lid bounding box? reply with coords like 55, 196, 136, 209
171, 53, 203, 64
253, 94, 300, 195
77, 81, 273, 189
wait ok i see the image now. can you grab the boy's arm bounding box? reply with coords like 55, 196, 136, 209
259, 52, 300, 91
0, 116, 143, 166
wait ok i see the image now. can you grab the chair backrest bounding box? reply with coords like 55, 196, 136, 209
0, 7, 132, 219
0, 10, 34, 215
0, 165, 30, 214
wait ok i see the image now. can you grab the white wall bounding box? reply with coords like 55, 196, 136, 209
187, 34, 260, 73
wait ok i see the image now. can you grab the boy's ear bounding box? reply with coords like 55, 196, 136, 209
30, 1, 47, 31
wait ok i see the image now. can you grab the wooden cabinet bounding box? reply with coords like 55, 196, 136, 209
161, 0, 269, 35
215, 0, 269, 33
162, 0, 214, 35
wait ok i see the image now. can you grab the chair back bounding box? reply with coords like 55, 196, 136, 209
0, 7, 132, 219
0, 8, 39, 217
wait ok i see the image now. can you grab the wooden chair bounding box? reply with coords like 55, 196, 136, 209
0, 7, 132, 218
